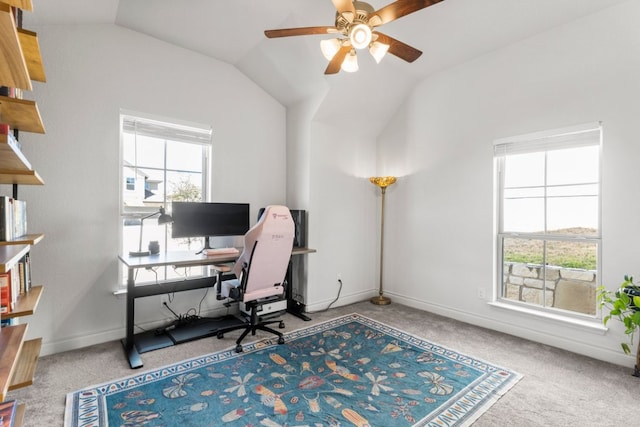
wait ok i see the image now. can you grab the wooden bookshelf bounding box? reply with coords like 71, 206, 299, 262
1, 0, 32, 12
17, 28, 45, 83
14, 401, 25, 427
8, 337, 41, 390
0, 323, 26, 402
2, 286, 42, 319
0, 244, 28, 273
0, 133, 31, 171
0, 234, 44, 246
0, 0, 45, 418
0, 169, 43, 185
0, 96, 45, 133
0, 2, 30, 90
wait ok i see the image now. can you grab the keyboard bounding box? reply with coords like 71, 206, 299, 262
203, 247, 240, 256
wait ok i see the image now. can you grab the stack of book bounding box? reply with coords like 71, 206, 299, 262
0, 253, 31, 320
0, 196, 27, 241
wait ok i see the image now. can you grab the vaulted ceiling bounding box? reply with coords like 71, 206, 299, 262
26, 0, 629, 134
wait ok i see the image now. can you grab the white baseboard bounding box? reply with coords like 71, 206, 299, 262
389, 292, 635, 369
40, 306, 238, 356
305, 289, 377, 313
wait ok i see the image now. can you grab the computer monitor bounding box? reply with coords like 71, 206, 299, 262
171, 202, 250, 249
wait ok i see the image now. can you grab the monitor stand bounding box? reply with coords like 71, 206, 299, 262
196, 236, 214, 254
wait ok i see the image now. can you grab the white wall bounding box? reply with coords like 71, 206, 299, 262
9, 24, 286, 355
377, 1, 640, 367
303, 121, 378, 312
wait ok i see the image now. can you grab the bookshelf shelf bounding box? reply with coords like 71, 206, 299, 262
17, 28, 45, 83
8, 337, 41, 391
0, 234, 44, 246
0, 2, 30, 90
0, 133, 31, 171
0, 169, 44, 185
2, 285, 42, 319
0, 96, 45, 133
1, 1, 32, 12
0, 244, 28, 273
0, 323, 26, 402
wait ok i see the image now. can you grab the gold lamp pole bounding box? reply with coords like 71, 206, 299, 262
370, 176, 397, 305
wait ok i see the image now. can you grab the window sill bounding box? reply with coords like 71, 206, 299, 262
488, 301, 608, 335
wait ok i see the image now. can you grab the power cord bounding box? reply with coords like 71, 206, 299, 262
317, 278, 343, 312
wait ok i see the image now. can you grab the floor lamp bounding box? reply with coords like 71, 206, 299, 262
370, 176, 396, 305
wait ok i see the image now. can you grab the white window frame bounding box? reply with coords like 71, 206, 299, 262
494, 122, 602, 322
118, 110, 213, 286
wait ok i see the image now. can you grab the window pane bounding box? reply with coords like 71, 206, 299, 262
547, 145, 599, 186
547, 196, 598, 234
503, 197, 544, 232
166, 140, 204, 173
502, 238, 546, 308
133, 135, 166, 169
504, 152, 545, 187
546, 240, 597, 315
166, 171, 203, 202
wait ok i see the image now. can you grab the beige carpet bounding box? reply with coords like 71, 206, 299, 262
8, 301, 638, 426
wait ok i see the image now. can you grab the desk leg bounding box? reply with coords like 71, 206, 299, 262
123, 268, 143, 369
286, 258, 311, 321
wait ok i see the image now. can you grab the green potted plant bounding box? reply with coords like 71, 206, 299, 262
597, 275, 640, 377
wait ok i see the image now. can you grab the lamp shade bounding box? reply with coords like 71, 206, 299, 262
341, 50, 359, 73
369, 41, 389, 64
320, 38, 341, 61
370, 176, 397, 188
157, 207, 173, 225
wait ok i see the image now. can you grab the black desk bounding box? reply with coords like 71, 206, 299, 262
118, 247, 315, 369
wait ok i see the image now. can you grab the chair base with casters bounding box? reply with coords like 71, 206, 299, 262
216, 296, 286, 353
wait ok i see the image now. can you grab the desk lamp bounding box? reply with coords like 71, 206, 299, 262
129, 207, 173, 257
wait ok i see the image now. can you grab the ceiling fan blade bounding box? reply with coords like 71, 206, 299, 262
332, 0, 356, 15
325, 44, 352, 75
370, 0, 443, 26
373, 32, 422, 63
265, 26, 338, 38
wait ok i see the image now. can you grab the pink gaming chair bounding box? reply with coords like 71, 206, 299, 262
216, 205, 295, 352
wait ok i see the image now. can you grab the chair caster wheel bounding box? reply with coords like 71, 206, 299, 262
278, 321, 285, 329
217, 332, 224, 339
278, 336, 285, 345
235, 345, 243, 353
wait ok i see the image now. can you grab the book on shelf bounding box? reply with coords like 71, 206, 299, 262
0, 262, 28, 315
0, 196, 28, 241
0, 399, 18, 426
1, 317, 16, 327
0, 271, 10, 314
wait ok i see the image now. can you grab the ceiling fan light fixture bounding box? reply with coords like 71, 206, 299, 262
320, 38, 342, 61
341, 50, 359, 73
349, 23, 372, 50
369, 41, 389, 64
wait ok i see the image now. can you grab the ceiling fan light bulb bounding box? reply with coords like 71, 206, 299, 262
320, 38, 341, 61
341, 51, 359, 73
369, 41, 389, 64
349, 24, 372, 50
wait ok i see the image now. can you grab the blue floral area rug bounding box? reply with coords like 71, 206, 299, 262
65, 314, 521, 427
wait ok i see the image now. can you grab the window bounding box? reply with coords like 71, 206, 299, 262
494, 123, 601, 317
120, 112, 213, 283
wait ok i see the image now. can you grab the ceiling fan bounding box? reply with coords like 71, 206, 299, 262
264, 0, 444, 75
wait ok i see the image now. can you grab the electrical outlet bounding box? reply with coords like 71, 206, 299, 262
477, 287, 486, 300
337, 273, 342, 281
